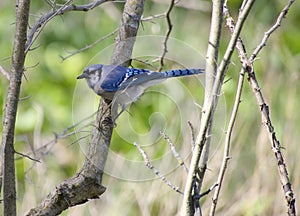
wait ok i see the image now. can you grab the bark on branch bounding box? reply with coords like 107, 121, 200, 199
26, 0, 145, 214
181, 0, 255, 214
0, 1, 31, 216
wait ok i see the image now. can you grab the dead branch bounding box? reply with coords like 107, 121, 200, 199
181, 0, 256, 214
157, 0, 175, 71
26, 0, 109, 53
160, 131, 188, 173
0, 65, 10, 80
251, 0, 295, 60
134, 142, 183, 194
209, 0, 296, 215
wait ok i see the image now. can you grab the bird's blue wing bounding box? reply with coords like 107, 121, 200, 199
100, 65, 158, 92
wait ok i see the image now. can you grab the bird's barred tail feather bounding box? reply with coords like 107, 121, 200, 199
163, 68, 204, 78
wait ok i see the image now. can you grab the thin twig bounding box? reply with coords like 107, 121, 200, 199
60, 28, 118, 61
250, 0, 295, 61
26, 0, 73, 53
133, 142, 183, 194
158, 0, 176, 71
14, 151, 41, 163
26, 0, 109, 52
15, 113, 96, 163
160, 131, 188, 172
0, 65, 10, 80
209, 70, 244, 215
187, 121, 196, 150
141, 13, 166, 21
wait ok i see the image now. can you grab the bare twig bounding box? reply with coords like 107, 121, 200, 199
14, 151, 40, 163
209, 70, 245, 215
60, 28, 118, 61
160, 131, 188, 172
200, 183, 218, 198
181, 0, 256, 215
250, 0, 295, 60
16, 112, 96, 172
158, 0, 175, 71
133, 142, 183, 194
26, 0, 109, 52
187, 121, 196, 150
141, 13, 166, 21
0, 65, 10, 80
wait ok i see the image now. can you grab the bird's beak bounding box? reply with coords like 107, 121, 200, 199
77, 73, 88, 79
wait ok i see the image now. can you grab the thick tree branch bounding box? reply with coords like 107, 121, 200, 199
26, 174, 106, 216
197, 0, 224, 205
26, 0, 145, 214
0, 1, 31, 216
110, 0, 145, 66
209, 2, 248, 214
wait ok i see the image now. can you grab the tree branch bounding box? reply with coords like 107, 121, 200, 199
134, 142, 183, 194
209, 1, 248, 214
110, 0, 145, 66
157, 0, 175, 71
60, 28, 118, 61
209, 0, 296, 215
0, 1, 31, 216
197, 0, 224, 203
0, 65, 10, 80
181, 0, 256, 215
26, 0, 145, 214
250, 0, 295, 60
25, 0, 109, 53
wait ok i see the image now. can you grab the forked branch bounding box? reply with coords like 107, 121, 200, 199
181, 0, 255, 214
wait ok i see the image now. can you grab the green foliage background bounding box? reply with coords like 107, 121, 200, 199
0, 0, 299, 215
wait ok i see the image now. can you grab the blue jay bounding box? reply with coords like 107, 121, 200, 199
77, 64, 204, 113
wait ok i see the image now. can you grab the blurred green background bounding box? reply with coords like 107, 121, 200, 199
0, 0, 299, 215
